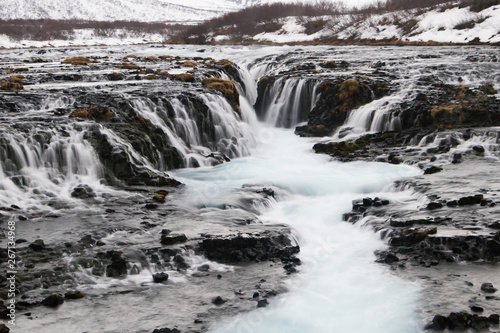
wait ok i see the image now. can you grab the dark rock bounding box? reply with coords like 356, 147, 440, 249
473, 145, 485, 153
212, 296, 226, 306
459, 195, 484, 206
447, 312, 471, 329
80, 235, 95, 247
470, 305, 484, 313
152, 272, 169, 283
489, 222, 500, 230
424, 166, 443, 175
253, 292, 260, 298
0, 324, 9, 333
427, 202, 444, 210
481, 283, 497, 293
160, 234, 187, 246
29, 239, 45, 251
106, 252, 128, 278
64, 291, 85, 299
489, 314, 499, 324
384, 253, 399, 264
41, 294, 64, 307
145, 203, 158, 210
471, 315, 490, 330
257, 299, 269, 308
429, 314, 448, 330
446, 200, 459, 207
452, 153, 462, 164
199, 231, 299, 263
71, 184, 96, 198
152, 329, 180, 333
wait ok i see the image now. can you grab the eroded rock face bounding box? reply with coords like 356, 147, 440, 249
199, 230, 300, 264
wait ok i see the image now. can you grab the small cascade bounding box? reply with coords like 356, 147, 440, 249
255, 77, 320, 128
0, 126, 104, 209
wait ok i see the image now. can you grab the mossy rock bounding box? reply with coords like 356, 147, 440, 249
115, 63, 142, 71
183, 60, 197, 67
62, 57, 97, 66
174, 73, 195, 82
320, 61, 337, 68
480, 83, 497, 95
216, 59, 234, 68
0, 75, 24, 91
69, 106, 115, 121
202, 77, 240, 115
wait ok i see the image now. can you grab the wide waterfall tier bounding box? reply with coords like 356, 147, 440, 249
0, 49, 257, 209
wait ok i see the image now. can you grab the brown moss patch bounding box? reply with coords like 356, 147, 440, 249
62, 57, 98, 66
174, 73, 194, 82
320, 61, 337, 69
69, 106, 115, 121
202, 77, 240, 115
159, 55, 174, 59
147, 74, 157, 80
216, 59, 234, 68
479, 83, 497, 95
183, 60, 197, 67
0, 75, 24, 91
338, 79, 361, 111
115, 63, 142, 71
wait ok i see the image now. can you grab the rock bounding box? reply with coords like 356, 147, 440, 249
470, 305, 484, 313
0, 324, 9, 333
106, 252, 128, 278
473, 145, 486, 154
489, 222, 500, 230
71, 184, 96, 198
427, 202, 444, 210
447, 312, 471, 329
64, 291, 85, 299
257, 299, 269, 308
481, 283, 497, 293
384, 253, 399, 264
160, 234, 187, 246
29, 239, 45, 251
458, 195, 484, 206
152, 272, 169, 283
199, 231, 299, 263
428, 314, 448, 330
201, 78, 240, 115
80, 235, 95, 247
41, 294, 64, 307
452, 153, 462, 164
212, 296, 226, 306
424, 166, 443, 175
471, 315, 490, 331
489, 314, 500, 324
152, 328, 180, 333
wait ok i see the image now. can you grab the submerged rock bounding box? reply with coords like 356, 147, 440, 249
41, 294, 64, 307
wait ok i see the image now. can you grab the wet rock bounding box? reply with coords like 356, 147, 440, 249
29, 239, 45, 251
427, 202, 444, 210
41, 294, 64, 307
152, 328, 180, 333
152, 272, 169, 283
489, 222, 500, 230
470, 305, 484, 313
390, 228, 437, 246
212, 296, 226, 306
458, 195, 484, 206
481, 283, 497, 293
160, 234, 187, 246
471, 315, 490, 330
0, 324, 9, 333
71, 184, 96, 198
473, 145, 485, 154
424, 166, 443, 175
64, 291, 85, 299
384, 253, 400, 264
489, 314, 500, 324
106, 252, 128, 278
428, 314, 448, 330
80, 235, 95, 247
257, 299, 269, 308
447, 312, 472, 329
199, 231, 299, 263
452, 153, 462, 164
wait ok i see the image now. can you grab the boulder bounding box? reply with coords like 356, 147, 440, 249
41, 294, 64, 307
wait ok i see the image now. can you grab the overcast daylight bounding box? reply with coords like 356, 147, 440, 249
1, 1, 500, 333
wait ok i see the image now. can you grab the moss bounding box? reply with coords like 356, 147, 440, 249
61, 57, 97, 66
115, 63, 142, 70
0, 75, 24, 91
307, 124, 328, 136
319, 61, 337, 69
183, 60, 197, 67
157, 71, 170, 77
147, 74, 157, 80
324, 141, 360, 157
202, 77, 240, 115
153, 190, 168, 203
174, 73, 195, 82
69, 106, 115, 121
480, 83, 497, 95
159, 55, 174, 59
216, 59, 234, 68
338, 79, 361, 111
145, 56, 158, 62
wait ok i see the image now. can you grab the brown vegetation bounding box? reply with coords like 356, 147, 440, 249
201, 77, 240, 115
115, 63, 142, 70
62, 56, 97, 66
0, 75, 24, 91
69, 106, 115, 121
173, 73, 194, 82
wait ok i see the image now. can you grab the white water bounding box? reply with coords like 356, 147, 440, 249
172, 128, 423, 333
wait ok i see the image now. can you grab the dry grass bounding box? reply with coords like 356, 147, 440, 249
202, 77, 240, 114
62, 56, 98, 66
0, 75, 24, 91
115, 63, 142, 70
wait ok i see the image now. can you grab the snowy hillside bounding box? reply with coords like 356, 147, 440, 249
0, 0, 370, 22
